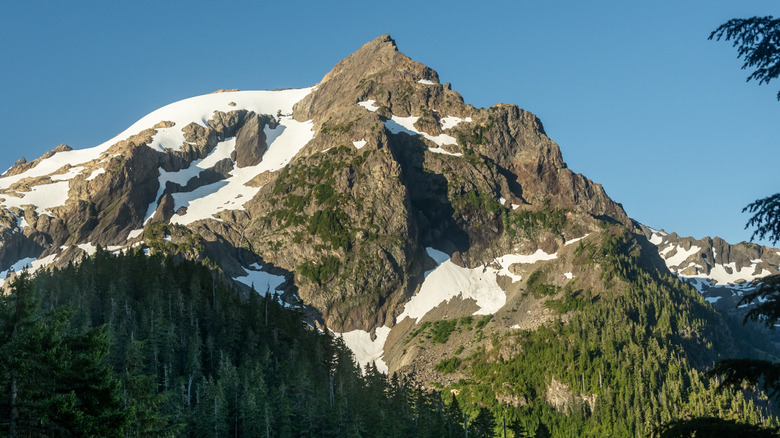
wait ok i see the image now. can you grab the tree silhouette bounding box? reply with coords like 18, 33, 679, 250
709, 16, 780, 100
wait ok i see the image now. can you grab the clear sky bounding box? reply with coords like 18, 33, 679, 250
1, 1, 778, 245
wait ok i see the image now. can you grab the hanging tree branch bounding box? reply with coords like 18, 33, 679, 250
709, 16, 780, 100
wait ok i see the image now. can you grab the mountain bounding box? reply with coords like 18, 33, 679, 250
1, 34, 779, 434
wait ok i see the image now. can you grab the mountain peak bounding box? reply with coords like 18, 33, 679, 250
293, 35, 442, 121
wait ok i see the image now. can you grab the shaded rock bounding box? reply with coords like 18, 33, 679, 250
208, 110, 248, 140
234, 113, 277, 168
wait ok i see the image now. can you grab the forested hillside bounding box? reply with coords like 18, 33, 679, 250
0, 251, 461, 437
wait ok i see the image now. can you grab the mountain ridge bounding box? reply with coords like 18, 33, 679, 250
0, 35, 777, 380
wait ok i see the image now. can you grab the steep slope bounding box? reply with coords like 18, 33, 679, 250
1, 37, 778, 435
0, 35, 627, 338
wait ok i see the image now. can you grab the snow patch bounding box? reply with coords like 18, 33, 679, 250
127, 229, 143, 239
705, 296, 722, 304
86, 168, 105, 181
77, 243, 97, 256
386, 115, 459, 147
417, 79, 436, 85
662, 245, 701, 268
2, 181, 71, 216
352, 139, 367, 149
358, 100, 379, 112
439, 116, 471, 130
169, 117, 314, 225
493, 250, 559, 283
565, 234, 590, 246
399, 248, 507, 322
50, 166, 85, 181
337, 326, 391, 374
0, 88, 314, 190
0, 257, 37, 281
564, 272, 573, 279
233, 264, 286, 296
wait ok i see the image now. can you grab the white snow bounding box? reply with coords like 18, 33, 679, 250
77, 243, 97, 256
50, 166, 85, 181
386, 115, 459, 147
30, 254, 58, 272
493, 250, 559, 283
701, 262, 770, 285
439, 116, 472, 130
499, 197, 507, 205
564, 272, 573, 279
337, 326, 392, 374
0, 257, 37, 279
86, 168, 105, 181
1, 88, 315, 224
705, 296, 722, 304
565, 234, 590, 246
169, 117, 315, 225
662, 245, 701, 268
427, 147, 462, 156
127, 229, 143, 239
233, 263, 284, 296
358, 100, 379, 112
1, 180, 71, 216
233, 265, 286, 296
417, 79, 436, 85
398, 248, 507, 322
649, 233, 664, 245
120, 88, 315, 153
352, 139, 367, 150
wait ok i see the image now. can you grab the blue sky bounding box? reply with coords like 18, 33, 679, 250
1, 1, 778, 244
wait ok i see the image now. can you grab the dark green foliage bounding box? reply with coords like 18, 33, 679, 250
447, 230, 777, 437
0, 273, 126, 437
503, 205, 567, 238
526, 270, 559, 297
475, 315, 492, 330
430, 319, 458, 344
710, 16, 780, 100
544, 289, 590, 314
657, 417, 780, 438
435, 357, 462, 374
313, 182, 337, 205
451, 187, 504, 220
8, 250, 459, 437
744, 193, 780, 244
320, 122, 352, 134
740, 274, 780, 326
709, 359, 780, 398
468, 407, 496, 438
298, 255, 341, 286
307, 208, 351, 250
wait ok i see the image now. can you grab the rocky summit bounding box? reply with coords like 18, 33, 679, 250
0, 34, 778, 385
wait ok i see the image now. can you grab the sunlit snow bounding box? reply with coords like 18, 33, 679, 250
439, 116, 472, 131
169, 117, 315, 225
2, 181, 71, 216
358, 100, 379, 112
493, 250, 559, 283
352, 139, 367, 149
337, 326, 392, 374
661, 245, 701, 267
398, 248, 507, 322
86, 168, 105, 181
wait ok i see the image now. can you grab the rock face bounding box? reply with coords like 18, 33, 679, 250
234, 113, 275, 168
0, 35, 772, 376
